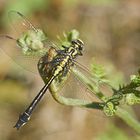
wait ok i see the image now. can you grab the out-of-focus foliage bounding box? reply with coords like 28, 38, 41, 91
1, 0, 49, 27
97, 124, 134, 140
89, 0, 116, 5
4, 0, 49, 16
0, 0, 139, 140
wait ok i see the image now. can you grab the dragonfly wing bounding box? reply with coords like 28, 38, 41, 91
0, 11, 51, 74
71, 61, 99, 99
47, 66, 105, 119
58, 71, 94, 100
72, 60, 112, 102
8, 10, 38, 35
8, 10, 59, 51
0, 35, 40, 74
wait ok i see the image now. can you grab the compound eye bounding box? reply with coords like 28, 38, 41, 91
71, 40, 77, 44
77, 39, 84, 46
79, 45, 83, 51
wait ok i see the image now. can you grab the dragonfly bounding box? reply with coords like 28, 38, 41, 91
0, 11, 104, 130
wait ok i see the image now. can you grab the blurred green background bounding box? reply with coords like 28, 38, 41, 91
0, 0, 139, 140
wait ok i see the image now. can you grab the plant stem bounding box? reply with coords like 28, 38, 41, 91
50, 89, 103, 109
116, 107, 140, 134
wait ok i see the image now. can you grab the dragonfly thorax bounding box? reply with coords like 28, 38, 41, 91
38, 39, 84, 84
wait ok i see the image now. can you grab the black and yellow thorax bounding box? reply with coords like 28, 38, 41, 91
38, 39, 84, 83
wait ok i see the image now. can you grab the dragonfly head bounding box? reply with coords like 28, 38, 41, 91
71, 39, 84, 56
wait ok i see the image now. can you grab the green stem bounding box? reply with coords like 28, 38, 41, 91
50, 89, 103, 109
49, 64, 140, 134
116, 107, 140, 134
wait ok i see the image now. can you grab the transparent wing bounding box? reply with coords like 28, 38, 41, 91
59, 71, 95, 101
8, 10, 60, 50
70, 62, 106, 117
0, 11, 57, 74
8, 10, 38, 36
0, 35, 40, 74
47, 58, 105, 114
73, 60, 112, 102
71, 60, 99, 99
